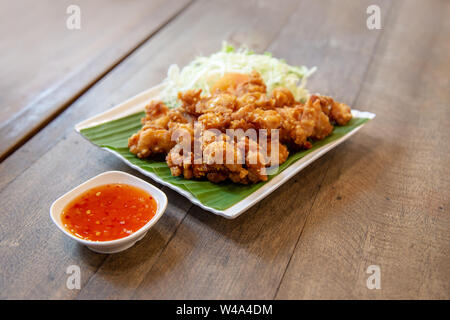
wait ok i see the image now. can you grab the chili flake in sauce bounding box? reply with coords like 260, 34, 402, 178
61, 183, 157, 241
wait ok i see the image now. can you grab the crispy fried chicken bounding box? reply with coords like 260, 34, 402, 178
128, 71, 352, 184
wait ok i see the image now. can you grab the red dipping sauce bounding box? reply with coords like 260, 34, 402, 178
61, 183, 157, 241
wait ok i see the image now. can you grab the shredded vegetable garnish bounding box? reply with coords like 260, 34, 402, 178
159, 42, 316, 108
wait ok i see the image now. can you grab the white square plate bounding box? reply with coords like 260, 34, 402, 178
75, 85, 375, 219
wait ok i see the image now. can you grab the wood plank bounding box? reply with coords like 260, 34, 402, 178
0, 0, 301, 300
2, 0, 445, 300
275, 0, 450, 299
0, 0, 191, 160
76, 0, 309, 300
130, 0, 392, 299
0, 0, 283, 192
0, 137, 191, 299
0, 138, 191, 299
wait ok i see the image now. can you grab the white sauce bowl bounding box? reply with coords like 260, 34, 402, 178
50, 171, 167, 254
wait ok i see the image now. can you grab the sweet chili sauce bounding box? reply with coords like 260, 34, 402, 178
61, 183, 157, 241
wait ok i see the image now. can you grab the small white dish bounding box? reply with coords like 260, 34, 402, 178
50, 171, 168, 254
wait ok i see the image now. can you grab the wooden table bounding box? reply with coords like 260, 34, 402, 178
0, 0, 448, 299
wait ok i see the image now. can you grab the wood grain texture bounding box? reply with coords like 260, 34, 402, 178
0, 0, 191, 160
275, 0, 450, 299
0, 0, 448, 300
132, 0, 394, 300
0, 0, 302, 299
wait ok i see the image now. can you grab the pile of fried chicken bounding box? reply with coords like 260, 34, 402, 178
128, 71, 352, 184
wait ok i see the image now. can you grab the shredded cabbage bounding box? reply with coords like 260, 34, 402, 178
159, 42, 316, 108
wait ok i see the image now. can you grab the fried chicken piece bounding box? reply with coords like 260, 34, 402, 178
197, 112, 231, 131
310, 95, 352, 125
277, 95, 334, 149
141, 100, 169, 125
166, 131, 287, 184
313, 109, 334, 140
129, 101, 172, 158
331, 101, 352, 125
196, 93, 237, 130
230, 104, 282, 132
305, 96, 334, 140
272, 87, 296, 108
242, 137, 269, 183
128, 125, 174, 158
128, 100, 193, 158
264, 138, 289, 167
234, 71, 267, 96
236, 91, 275, 110
178, 89, 206, 116
167, 132, 248, 183
180, 85, 281, 134
179, 90, 238, 131
277, 104, 309, 148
